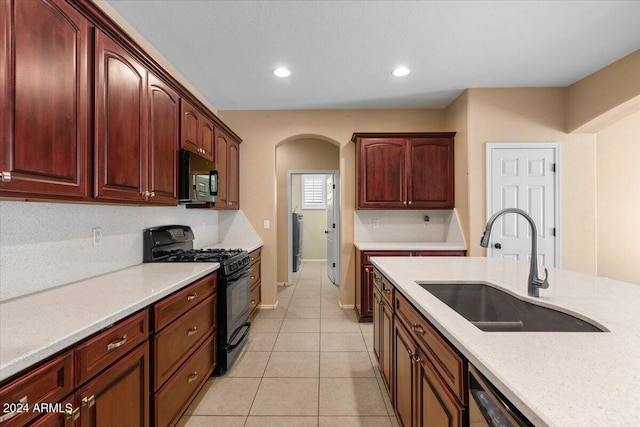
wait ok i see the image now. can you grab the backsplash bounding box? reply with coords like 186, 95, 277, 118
354, 209, 464, 243
0, 201, 219, 301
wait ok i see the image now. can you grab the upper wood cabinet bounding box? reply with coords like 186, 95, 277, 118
94, 30, 147, 202
94, 30, 178, 204
214, 126, 240, 209
147, 73, 179, 204
0, 0, 90, 199
352, 133, 455, 209
180, 98, 214, 161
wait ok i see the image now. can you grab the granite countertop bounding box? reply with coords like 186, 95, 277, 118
370, 256, 640, 426
0, 263, 218, 383
354, 241, 467, 251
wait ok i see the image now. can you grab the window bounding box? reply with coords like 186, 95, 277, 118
301, 174, 326, 210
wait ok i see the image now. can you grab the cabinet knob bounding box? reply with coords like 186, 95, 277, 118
82, 395, 96, 408
403, 201, 407, 206
1, 171, 11, 182
187, 327, 198, 336
65, 407, 80, 422
383, 289, 391, 295
408, 201, 412, 205
150, 191, 155, 197
187, 372, 199, 383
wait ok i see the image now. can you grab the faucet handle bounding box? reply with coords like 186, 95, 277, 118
536, 268, 550, 289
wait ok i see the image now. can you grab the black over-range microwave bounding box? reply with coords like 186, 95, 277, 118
178, 149, 218, 204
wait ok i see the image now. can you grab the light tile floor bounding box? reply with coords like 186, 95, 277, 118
178, 261, 399, 427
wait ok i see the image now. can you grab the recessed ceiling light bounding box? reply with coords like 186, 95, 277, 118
392, 67, 411, 77
273, 67, 291, 78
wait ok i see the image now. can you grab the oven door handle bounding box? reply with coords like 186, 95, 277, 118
227, 322, 251, 351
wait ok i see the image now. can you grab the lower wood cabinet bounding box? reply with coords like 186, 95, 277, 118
249, 248, 262, 320
356, 249, 465, 322
373, 267, 467, 427
0, 273, 218, 427
75, 342, 150, 427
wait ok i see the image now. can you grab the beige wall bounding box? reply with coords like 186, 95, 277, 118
595, 110, 640, 284
567, 50, 640, 133
450, 88, 598, 274
444, 90, 470, 246
217, 110, 445, 306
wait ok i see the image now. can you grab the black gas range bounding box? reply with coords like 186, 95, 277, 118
143, 225, 251, 374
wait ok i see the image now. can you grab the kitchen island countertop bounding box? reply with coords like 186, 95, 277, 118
371, 256, 640, 426
354, 241, 466, 251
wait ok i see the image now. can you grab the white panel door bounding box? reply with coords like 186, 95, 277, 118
326, 174, 337, 284
488, 145, 558, 267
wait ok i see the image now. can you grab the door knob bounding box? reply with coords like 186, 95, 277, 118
494, 243, 502, 249
324, 230, 328, 234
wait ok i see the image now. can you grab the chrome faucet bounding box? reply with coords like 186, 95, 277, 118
480, 208, 549, 297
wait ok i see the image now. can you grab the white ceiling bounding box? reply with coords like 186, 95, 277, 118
106, 0, 640, 110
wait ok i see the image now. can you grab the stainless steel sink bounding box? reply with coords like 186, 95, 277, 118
419, 283, 605, 332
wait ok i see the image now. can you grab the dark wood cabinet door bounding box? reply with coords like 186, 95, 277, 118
147, 73, 178, 204
408, 138, 454, 208
358, 138, 406, 208
94, 30, 147, 202
416, 349, 464, 427
373, 288, 382, 361
381, 300, 393, 396
180, 98, 200, 154
227, 140, 240, 209
214, 127, 229, 208
0, 0, 90, 199
77, 342, 149, 427
200, 117, 214, 161
394, 321, 417, 427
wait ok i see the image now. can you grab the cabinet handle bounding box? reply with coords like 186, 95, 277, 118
412, 354, 422, 364
187, 292, 198, 301
251, 275, 255, 279
408, 201, 412, 206
1, 171, 11, 182
66, 407, 80, 422
411, 323, 426, 335
106, 334, 127, 351
251, 299, 256, 305
0, 396, 27, 422
407, 348, 415, 358
187, 372, 199, 383
187, 327, 198, 336
150, 191, 155, 197
383, 289, 391, 295
403, 201, 407, 206
82, 395, 95, 408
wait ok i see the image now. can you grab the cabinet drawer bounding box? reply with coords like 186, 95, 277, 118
75, 310, 149, 386
249, 285, 261, 314
373, 269, 394, 306
363, 251, 411, 264
155, 335, 215, 427
248, 248, 261, 265
249, 260, 261, 288
394, 292, 466, 402
154, 295, 216, 390
154, 273, 216, 331
0, 352, 73, 427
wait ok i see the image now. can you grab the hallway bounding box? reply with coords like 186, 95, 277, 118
179, 260, 399, 426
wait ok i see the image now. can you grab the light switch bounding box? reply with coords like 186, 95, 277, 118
263, 220, 270, 229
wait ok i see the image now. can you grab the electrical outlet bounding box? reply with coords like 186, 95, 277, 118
92, 227, 102, 247
373, 219, 379, 229
263, 220, 270, 229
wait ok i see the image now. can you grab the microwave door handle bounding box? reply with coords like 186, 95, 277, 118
209, 170, 218, 196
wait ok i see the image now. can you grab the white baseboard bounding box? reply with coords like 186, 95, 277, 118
277, 282, 290, 286
301, 259, 327, 262
258, 300, 279, 310
338, 302, 355, 309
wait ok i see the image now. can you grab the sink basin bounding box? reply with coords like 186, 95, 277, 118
419, 283, 604, 332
